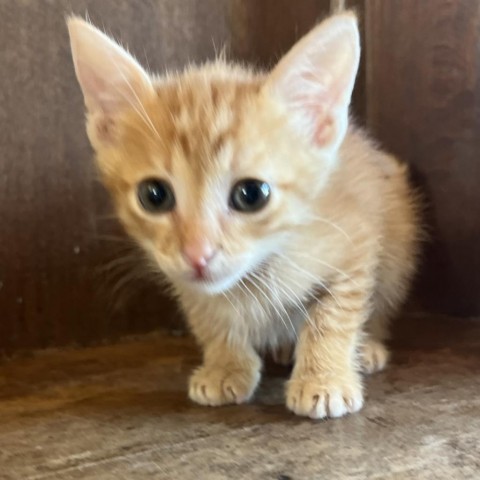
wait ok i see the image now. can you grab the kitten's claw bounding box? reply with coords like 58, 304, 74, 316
360, 339, 389, 374
286, 374, 364, 419
188, 365, 260, 406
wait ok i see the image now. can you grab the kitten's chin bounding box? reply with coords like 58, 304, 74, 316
178, 271, 243, 296
189, 275, 240, 295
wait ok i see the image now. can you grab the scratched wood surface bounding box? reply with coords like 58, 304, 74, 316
1, 314, 479, 479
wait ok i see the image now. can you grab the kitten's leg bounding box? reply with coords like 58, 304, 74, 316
271, 342, 295, 366
360, 297, 393, 374
189, 339, 262, 406
286, 275, 372, 419
359, 334, 389, 374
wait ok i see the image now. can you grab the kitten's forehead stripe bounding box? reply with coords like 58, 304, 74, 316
153, 72, 262, 182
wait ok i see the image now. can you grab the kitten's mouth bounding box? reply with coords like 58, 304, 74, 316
184, 256, 269, 295
185, 269, 240, 294
190, 270, 209, 282
191, 266, 208, 281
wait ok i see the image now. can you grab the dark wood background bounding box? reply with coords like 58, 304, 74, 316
0, 0, 478, 354
366, 0, 480, 315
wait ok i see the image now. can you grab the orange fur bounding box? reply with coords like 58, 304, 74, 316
68, 12, 420, 419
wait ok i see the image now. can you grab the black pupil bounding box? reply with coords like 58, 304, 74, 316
231, 179, 270, 212
138, 179, 174, 212
241, 183, 262, 205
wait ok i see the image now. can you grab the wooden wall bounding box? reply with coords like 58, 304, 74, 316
0, 0, 478, 354
0, 0, 233, 354
365, 0, 480, 316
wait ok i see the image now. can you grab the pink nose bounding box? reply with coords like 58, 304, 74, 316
183, 242, 216, 279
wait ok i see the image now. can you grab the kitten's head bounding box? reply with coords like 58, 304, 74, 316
68, 13, 360, 294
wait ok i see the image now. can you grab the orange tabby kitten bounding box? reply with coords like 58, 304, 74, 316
68, 12, 419, 419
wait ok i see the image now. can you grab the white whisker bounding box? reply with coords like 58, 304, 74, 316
264, 260, 326, 336
221, 291, 243, 319
238, 278, 267, 322
261, 273, 304, 339
276, 253, 345, 313
111, 60, 162, 141
246, 272, 295, 338
292, 252, 359, 286
304, 214, 353, 243
266, 270, 310, 320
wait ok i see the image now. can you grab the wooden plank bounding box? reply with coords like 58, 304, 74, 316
366, 0, 480, 315
0, 0, 231, 353
230, 0, 331, 67
1, 314, 479, 478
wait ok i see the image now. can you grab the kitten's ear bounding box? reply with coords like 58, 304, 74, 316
265, 12, 360, 151
67, 17, 153, 115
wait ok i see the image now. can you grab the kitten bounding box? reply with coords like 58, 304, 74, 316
68, 12, 420, 419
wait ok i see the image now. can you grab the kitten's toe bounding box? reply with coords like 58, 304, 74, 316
286, 373, 364, 419
188, 365, 260, 406
271, 343, 294, 366
360, 339, 389, 374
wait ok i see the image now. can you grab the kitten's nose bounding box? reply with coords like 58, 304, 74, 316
183, 242, 216, 279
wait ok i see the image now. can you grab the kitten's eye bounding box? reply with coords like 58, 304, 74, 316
230, 179, 271, 213
137, 178, 175, 213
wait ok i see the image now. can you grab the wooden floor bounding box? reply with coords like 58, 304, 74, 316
1, 314, 479, 480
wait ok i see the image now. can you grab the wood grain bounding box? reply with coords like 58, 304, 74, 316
1, 314, 479, 478
230, 0, 331, 67
230, 0, 366, 119
0, 0, 231, 353
366, 0, 480, 315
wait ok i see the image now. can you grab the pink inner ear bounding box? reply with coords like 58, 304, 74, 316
314, 116, 335, 146
267, 15, 360, 149
291, 69, 352, 147
77, 59, 119, 114
288, 82, 331, 146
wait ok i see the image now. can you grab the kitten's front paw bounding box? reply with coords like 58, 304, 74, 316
286, 373, 363, 419
188, 365, 260, 407
360, 339, 389, 374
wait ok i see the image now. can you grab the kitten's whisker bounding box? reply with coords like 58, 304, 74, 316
117, 69, 159, 138
108, 269, 147, 297
276, 253, 345, 313
238, 278, 268, 324
111, 60, 161, 142
142, 46, 152, 74
266, 271, 310, 321
251, 270, 294, 332
255, 268, 300, 340
94, 234, 131, 243
291, 253, 359, 286
304, 214, 353, 243
221, 291, 243, 319
98, 255, 140, 274
246, 272, 295, 338
265, 263, 325, 336
270, 271, 322, 336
